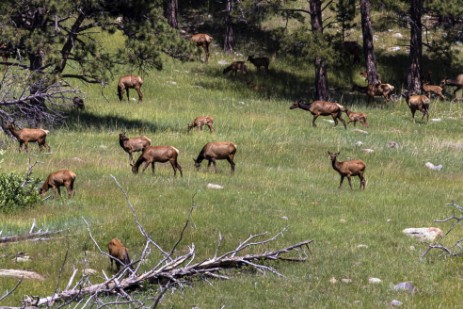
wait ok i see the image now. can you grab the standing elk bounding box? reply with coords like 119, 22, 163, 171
422, 81, 445, 100
117, 75, 143, 103
328, 151, 366, 190
345, 109, 368, 127
191, 33, 213, 63
223, 61, 248, 75
247, 55, 270, 72
402, 93, 430, 123
108, 238, 132, 272
119, 132, 152, 165
188, 116, 214, 133
366, 83, 395, 105
4, 121, 50, 152
132, 146, 183, 177
40, 169, 77, 198
193, 141, 237, 174
289, 99, 347, 129
440, 74, 463, 97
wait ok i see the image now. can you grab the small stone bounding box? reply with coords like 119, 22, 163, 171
362, 148, 374, 154
393, 282, 416, 294
355, 141, 364, 146
281, 216, 288, 220
387, 141, 399, 148
207, 183, 223, 190
409, 246, 415, 251
339, 218, 347, 223
402, 227, 444, 242
357, 244, 368, 249
352, 129, 368, 134
329, 277, 337, 284
390, 299, 403, 307
369, 277, 382, 284
341, 278, 352, 284
83, 268, 97, 276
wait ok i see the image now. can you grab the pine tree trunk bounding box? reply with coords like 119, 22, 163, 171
310, 0, 328, 100
360, 0, 379, 85
166, 0, 178, 29
407, 0, 422, 94
224, 0, 234, 53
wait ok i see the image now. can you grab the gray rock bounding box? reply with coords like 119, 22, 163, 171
394, 282, 416, 294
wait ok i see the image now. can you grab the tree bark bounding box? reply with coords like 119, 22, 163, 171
310, 0, 328, 100
165, 0, 178, 29
407, 0, 422, 94
360, 0, 380, 85
224, 0, 234, 53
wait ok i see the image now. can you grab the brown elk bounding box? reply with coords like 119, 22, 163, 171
132, 146, 183, 177
5, 121, 50, 151
223, 61, 248, 75
366, 83, 395, 105
40, 169, 77, 198
108, 238, 132, 271
440, 74, 463, 97
328, 151, 366, 190
402, 93, 430, 123
188, 116, 214, 133
119, 132, 152, 165
247, 55, 270, 72
422, 82, 445, 100
289, 99, 347, 129
117, 75, 143, 103
72, 96, 85, 110
193, 141, 237, 174
345, 109, 368, 127
191, 33, 213, 63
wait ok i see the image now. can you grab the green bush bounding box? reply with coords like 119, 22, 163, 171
0, 173, 41, 213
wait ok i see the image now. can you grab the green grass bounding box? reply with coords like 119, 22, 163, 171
2, 47, 463, 308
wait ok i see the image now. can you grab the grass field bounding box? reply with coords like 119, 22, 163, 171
2, 45, 463, 308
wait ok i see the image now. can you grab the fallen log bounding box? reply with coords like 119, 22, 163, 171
0, 269, 44, 280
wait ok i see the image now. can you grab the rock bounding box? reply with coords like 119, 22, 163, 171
362, 148, 374, 154
0, 269, 44, 280
387, 141, 399, 148
357, 244, 369, 249
403, 227, 444, 242
392, 33, 403, 39
431, 118, 442, 122
83, 268, 97, 276
393, 282, 416, 294
425, 162, 443, 171
352, 129, 368, 134
355, 141, 364, 147
390, 299, 403, 307
388, 46, 401, 52
207, 183, 224, 190
329, 277, 337, 284
341, 278, 352, 284
369, 277, 382, 284
217, 60, 229, 65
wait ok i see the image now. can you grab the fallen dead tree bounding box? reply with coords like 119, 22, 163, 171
0, 219, 64, 245
17, 176, 312, 308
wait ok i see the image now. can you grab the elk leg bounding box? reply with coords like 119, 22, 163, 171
207, 160, 212, 172
142, 161, 150, 173
359, 173, 366, 190
129, 153, 133, 165
312, 115, 319, 127
207, 124, 213, 133
211, 160, 218, 173
170, 161, 177, 177
227, 158, 235, 174
135, 86, 143, 103
347, 176, 353, 190
125, 88, 130, 102
339, 176, 345, 189
151, 162, 155, 175
204, 43, 210, 63
338, 114, 347, 129
331, 114, 339, 126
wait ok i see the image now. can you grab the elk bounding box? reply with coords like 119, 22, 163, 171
366, 83, 395, 105
108, 238, 132, 272
247, 55, 269, 72
40, 169, 77, 198
4, 121, 50, 151
402, 93, 430, 123
132, 146, 183, 177
188, 116, 214, 133
191, 33, 213, 63
440, 74, 463, 97
289, 99, 347, 129
422, 82, 445, 100
119, 132, 152, 165
193, 141, 237, 174
345, 109, 368, 127
72, 96, 85, 110
223, 61, 248, 75
117, 75, 143, 103
328, 151, 366, 190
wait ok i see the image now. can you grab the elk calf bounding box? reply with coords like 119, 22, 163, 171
191, 33, 213, 63
119, 132, 152, 165
289, 99, 347, 129
132, 146, 183, 177
108, 238, 132, 271
117, 75, 143, 102
223, 61, 248, 75
40, 169, 77, 198
345, 109, 368, 127
247, 55, 269, 72
403, 94, 430, 123
441, 74, 463, 97
422, 82, 445, 100
5, 122, 50, 152
328, 151, 366, 190
188, 116, 214, 133
194, 141, 237, 174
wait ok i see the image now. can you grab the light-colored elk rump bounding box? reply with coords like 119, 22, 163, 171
5, 122, 50, 152
403, 93, 430, 123
191, 33, 213, 63
119, 132, 152, 165
440, 74, 463, 97
345, 109, 368, 127
328, 151, 366, 190
289, 99, 347, 129
117, 75, 143, 103
247, 55, 270, 72
194, 141, 237, 174
422, 82, 445, 100
40, 169, 77, 198
188, 116, 214, 133
108, 238, 132, 271
132, 146, 183, 177
223, 61, 248, 75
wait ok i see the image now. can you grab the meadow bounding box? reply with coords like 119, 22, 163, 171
2, 45, 463, 308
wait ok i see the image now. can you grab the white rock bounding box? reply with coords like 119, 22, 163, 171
362, 148, 374, 154
409, 246, 416, 251
329, 277, 337, 284
425, 162, 443, 171
390, 299, 403, 307
207, 183, 223, 190
431, 118, 442, 122
339, 218, 347, 223
393, 282, 416, 294
341, 278, 352, 284
281, 216, 288, 220
83, 268, 97, 276
217, 60, 229, 65
357, 244, 369, 249
393, 33, 403, 39
388, 46, 401, 52
402, 227, 444, 242
387, 141, 399, 148
355, 141, 364, 146
352, 129, 368, 134
369, 277, 382, 284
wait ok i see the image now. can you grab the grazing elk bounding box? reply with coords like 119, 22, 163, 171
345, 109, 368, 127
289, 99, 347, 129
40, 169, 77, 198
223, 61, 248, 75
422, 81, 445, 100
119, 132, 152, 165
193, 141, 237, 174
247, 55, 270, 72
402, 93, 430, 123
188, 116, 214, 133
132, 146, 183, 177
440, 74, 463, 97
328, 151, 366, 190
108, 238, 132, 272
117, 75, 143, 103
73, 96, 85, 110
5, 121, 50, 151
191, 33, 213, 63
